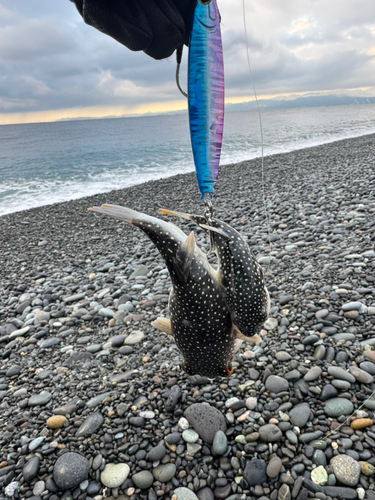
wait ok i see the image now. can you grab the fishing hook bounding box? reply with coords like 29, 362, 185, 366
176, 46, 187, 98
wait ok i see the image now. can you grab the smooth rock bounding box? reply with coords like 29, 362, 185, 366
350, 418, 373, 429
304, 366, 322, 382
152, 463, 176, 482
28, 391, 52, 406
259, 424, 283, 442
86, 392, 111, 408
324, 398, 354, 417
330, 454, 360, 486
182, 429, 199, 443
212, 430, 228, 455
311, 466, 328, 485
174, 487, 199, 500
185, 403, 226, 444
53, 452, 90, 490
75, 412, 104, 437
289, 403, 311, 428
100, 463, 130, 488
265, 375, 289, 393
47, 415, 66, 429
148, 445, 166, 462
267, 455, 282, 478
243, 459, 267, 486
132, 471, 154, 489
124, 330, 144, 344
349, 366, 374, 384
23, 457, 40, 481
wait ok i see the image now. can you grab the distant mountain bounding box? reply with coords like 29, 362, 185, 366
226, 95, 375, 112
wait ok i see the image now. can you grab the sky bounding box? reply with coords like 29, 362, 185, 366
0, 0, 374, 125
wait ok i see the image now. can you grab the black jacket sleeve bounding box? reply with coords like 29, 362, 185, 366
71, 0, 196, 60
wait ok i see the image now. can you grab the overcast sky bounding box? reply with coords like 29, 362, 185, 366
0, 0, 374, 124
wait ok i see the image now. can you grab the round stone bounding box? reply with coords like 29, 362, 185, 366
28, 391, 52, 406
4, 482, 20, 497
33, 480, 45, 496
246, 397, 257, 410
349, 366, 374, 384
174, 487, 199, 500
29, 436, 44, 451
312, 450, 327, 467
324, 398, 354, 417
289, 403, 311, 428
23, 456, 40, 481
320, 384, 338, 401
75, 412, 104, 437
212, 430, 228, 455
178, 417, 190, 430
132, 471, 154, 489
100, 463, 130, 488
259, 424, 283, 442
243, 459, 267, 486
47, 415, 66, 429
311, 466, 328, 485
124, 330, 144, 344
330, 455, 360, 486
276, 351, 292, 361
328, 367, 356, 383
350, 418, 373, 430
304, 366, 322, 382
265, 375, 289, 393
152, 463, 176, 482
184, 403, 226, 444
53, 452, 90, 490
182, 429, 199, 443
267, 456, 282, 478
359, 462, 375, 476
148, 445, 166, 462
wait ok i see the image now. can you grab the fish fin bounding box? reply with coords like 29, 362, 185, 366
151, 317, 173, 335
160, 208, 193, 220
160, 208, 206, 226
232, 338, 243, 354
88, 204, 141, 223
174, 231, 195, 284
199, 223, 228, 238
232, 324, 262, 344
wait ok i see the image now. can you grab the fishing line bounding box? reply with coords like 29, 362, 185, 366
241, 0, 272, 268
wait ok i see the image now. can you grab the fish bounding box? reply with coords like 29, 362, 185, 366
188, 0, 224, 198
88, 204, 253, 378
160, 209, 270, 339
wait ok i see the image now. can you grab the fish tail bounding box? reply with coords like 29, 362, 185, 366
89, 204, 142, 224
89, 204, 195, 286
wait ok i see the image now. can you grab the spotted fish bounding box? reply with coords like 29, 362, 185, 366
160, 209, 270, 339
88, 204, 255, 377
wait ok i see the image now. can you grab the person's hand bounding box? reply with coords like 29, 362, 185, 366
71, 0, 196, 60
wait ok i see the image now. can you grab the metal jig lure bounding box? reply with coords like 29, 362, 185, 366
176, 0, 224, 200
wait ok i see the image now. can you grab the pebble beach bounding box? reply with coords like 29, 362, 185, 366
1, 133, 375, 500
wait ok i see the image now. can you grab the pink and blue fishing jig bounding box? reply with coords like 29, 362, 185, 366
177, 0, 224, 201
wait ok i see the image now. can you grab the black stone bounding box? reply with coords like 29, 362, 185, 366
23, 457, 40, 481
243, 459, 267, 486
53, 452, 90, 490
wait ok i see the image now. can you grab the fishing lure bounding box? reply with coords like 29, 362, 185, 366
177, 0, 225, 199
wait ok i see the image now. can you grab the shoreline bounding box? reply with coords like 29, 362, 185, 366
1, 131, 375, 219
0, 133, 375, 500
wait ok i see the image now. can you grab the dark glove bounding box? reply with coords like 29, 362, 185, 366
71, 0, 196, 60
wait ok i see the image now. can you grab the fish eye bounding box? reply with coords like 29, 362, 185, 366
226, 361, 233, 375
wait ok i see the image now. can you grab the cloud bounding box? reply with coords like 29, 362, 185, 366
0, 0, 374, 122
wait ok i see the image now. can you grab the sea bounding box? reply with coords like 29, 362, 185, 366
1, 103, 375, 217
